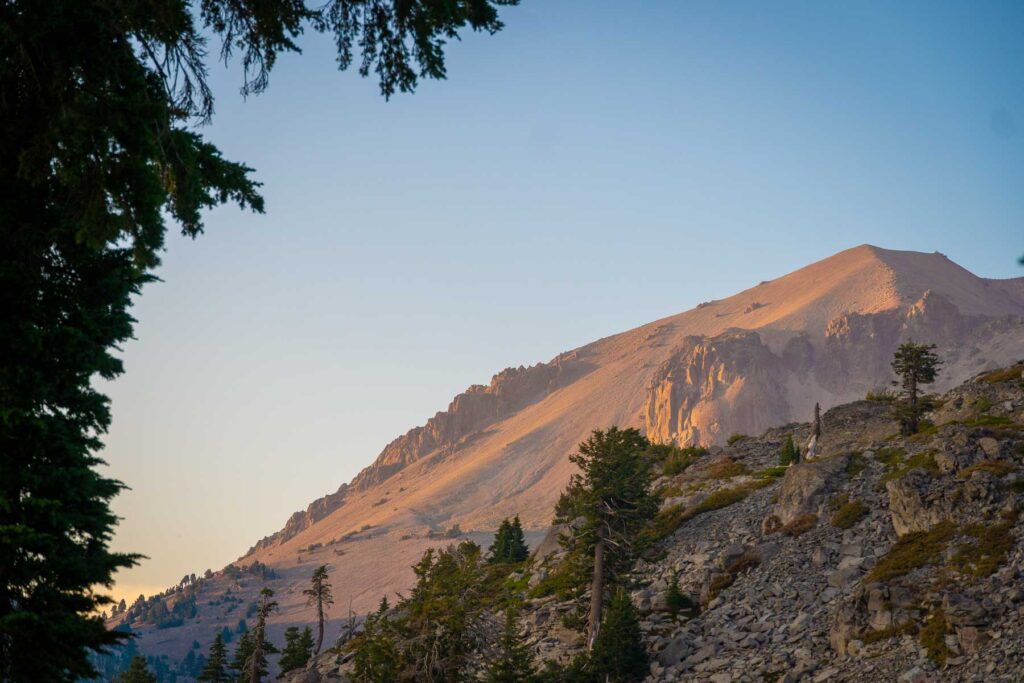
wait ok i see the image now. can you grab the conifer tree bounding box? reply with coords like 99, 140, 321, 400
244, 588, 278, 683
198, 632, 231, 683
488, 515, 530, 564
553, 428, 657, 649
279, 626, 314, 673
114, 656, 157, 683
303, 565, 335, 655
488, 518, 513, 562
589, 588, 647, 683
484, 605, 536, 683
891, 341, 942, 434
507, 515, 530, 563
0, 5, 513, 679
229, 631, 254, 681
779, 435, 799, 466
664, 573, 690, 617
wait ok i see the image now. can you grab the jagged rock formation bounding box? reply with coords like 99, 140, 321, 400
108, 246, 1024, 670
643, 331, 789, 446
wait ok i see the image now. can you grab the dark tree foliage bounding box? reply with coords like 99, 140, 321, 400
488, 515, 530, 564
351, 542, 489, 682
484, 604, 536, 683
114, 656, 157, 683
303, 564, 334, 656
589, 588, 647, 683
891, 341, 942, 434
779, 435, 799, 466
244, 588, 278, 683
553, 428, 657, 648
0, 1, 514, 679
278, 626, 314, 674
352, 597, 400, 683
229, 631, 255, 679
198, 632, 231, 683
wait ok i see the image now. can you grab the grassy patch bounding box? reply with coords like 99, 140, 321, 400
861, 621, 918, 644
882, 450, 939, 483
831, 499, 869, 529
754, 465, 789, 480
958, 460, 1015, 479
703, 458, 748, 480
979, 365, 1023, 384
951, 515, 1016, 577
919, 610, 950, 665
961, 415, 1014, 428
780, 513, 817, 536
865, 521, 956, 583
644, 481, 770, 543
873, 447, 904, 471
727, 433, 747, 446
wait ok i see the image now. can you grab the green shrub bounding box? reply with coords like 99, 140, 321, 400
664, 574, 697, 617
727, 433, 747, 446
779, 435, 799, 466
643, 481, 769, 544
590, 588, 648, 683
754, 466, 788, 480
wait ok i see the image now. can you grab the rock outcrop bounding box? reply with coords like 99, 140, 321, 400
644, 331, 790, 446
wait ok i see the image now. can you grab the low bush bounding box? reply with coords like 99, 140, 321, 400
780, 513, 817, 537
958, 460, 1015, 479
703, 458, 748, 480
865, 521, 956, 583
831, 499, 868, 529
979, 365, 1024, 384
952, 515, 1016, 577
919, 610, 950, 665
727, 433, 747, 446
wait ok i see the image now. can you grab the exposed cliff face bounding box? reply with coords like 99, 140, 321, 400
643, 331, 789, 446
645, 285, 1024, 448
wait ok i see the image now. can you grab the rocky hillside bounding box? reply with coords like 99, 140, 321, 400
295, 362, 1024, 683
108, 246, 1024, 669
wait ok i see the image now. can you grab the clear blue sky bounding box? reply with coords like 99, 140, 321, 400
102, 0, 1024, 600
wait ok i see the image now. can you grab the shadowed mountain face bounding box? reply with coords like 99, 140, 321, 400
113, 245, 1024, 662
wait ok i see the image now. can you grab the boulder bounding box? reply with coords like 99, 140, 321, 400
885, 469, 953, 536
770, 456, 849, 526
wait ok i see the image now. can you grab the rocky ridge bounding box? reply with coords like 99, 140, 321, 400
290, 362, 1024, 683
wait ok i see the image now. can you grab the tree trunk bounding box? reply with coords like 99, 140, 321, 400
908, 372, 918, 434
587, 534, 605, 650
315, 597, 325, 655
